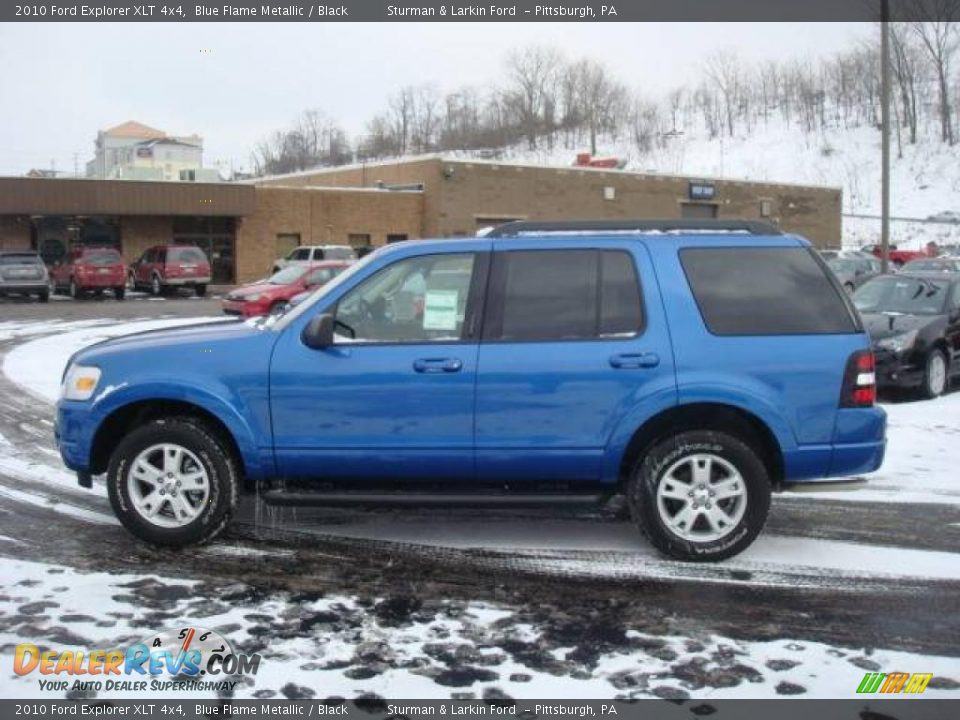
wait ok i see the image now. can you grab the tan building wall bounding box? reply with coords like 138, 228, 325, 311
261, 158, 842, 248
0, 216, 31, 250
235, 186, 424, 283
120, 216, 174, 260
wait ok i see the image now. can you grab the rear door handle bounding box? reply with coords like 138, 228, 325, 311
610, 352, 660, 369
413, 357, 463, 373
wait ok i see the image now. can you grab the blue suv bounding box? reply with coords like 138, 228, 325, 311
55, 220, 887, 561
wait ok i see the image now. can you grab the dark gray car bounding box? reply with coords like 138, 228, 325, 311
827, 255, 882, 293
0, 251, 50, 302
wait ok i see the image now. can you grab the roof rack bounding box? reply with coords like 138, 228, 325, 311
486, 219, 783, 237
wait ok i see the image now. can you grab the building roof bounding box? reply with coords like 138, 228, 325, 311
103, 121, 167, 139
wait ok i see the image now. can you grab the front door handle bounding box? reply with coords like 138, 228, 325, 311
413, 357, 463, 373
610, 352, 660, 369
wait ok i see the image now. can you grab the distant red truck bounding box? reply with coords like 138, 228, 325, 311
49, 246, 126, 300
861, 244, 927, 267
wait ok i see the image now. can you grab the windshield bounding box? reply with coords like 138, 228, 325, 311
268, 266, 308, 284
0, 253, 41, 266
853, 276, 948, 316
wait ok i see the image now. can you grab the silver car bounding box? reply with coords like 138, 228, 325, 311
827, 256, 882, 293
0, 251, 50, 302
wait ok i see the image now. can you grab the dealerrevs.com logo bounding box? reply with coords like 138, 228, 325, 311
14, 626, 261, 693
856, 671, 932, 694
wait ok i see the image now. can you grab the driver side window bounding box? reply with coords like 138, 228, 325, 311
335, 253, 476, 343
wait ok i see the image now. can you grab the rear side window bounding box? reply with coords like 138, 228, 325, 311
0, 253, 41, 266
486, 249, 643, 341
680, 247, 857, 335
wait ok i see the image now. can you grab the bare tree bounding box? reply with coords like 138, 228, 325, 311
704, 50, 743, 137
910, 11, 960, 144
502, 46, 563, 150
568, 58, 629, 155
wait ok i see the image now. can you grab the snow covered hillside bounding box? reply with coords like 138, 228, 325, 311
456, 122, 960, 251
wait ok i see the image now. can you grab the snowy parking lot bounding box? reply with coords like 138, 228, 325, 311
0, 301, 958, 700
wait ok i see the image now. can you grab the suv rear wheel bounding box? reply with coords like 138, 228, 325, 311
627, 430, 771, 562
151, 274, 162, 296
107, 417, 240, 547
195, 284, 207, 297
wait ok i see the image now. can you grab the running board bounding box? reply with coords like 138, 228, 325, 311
781, 477, 868, 492
260, 491, 606, 508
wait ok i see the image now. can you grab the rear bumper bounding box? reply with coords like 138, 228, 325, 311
0, 282, 47, 293
164, 276, 211, 286
77, 276, 124, 289
782, 406, 887, 482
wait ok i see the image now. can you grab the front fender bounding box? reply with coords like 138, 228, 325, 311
87, 380, 271, 479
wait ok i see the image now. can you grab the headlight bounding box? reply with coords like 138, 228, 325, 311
243, 294, 261, 302
61, 365, 101, 401
876, 329, 918, 353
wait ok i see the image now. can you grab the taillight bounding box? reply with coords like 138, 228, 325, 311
841, 350, 876, 407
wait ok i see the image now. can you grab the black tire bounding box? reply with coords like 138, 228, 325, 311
127, 273, 137, 291
69, 278, 82, 300
48, 277, 58, 295
38, 290, 49, 303
107, 417, 240, 547
921, 348, 949, 399
114, 287, 125, 301
195, 284, 207, 297
627, 430, 771, 562
151, 274, 162, 296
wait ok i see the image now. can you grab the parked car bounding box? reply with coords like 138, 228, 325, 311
860, 243, 927, 268
128, 245, 211, 297
55, 219, 886, 562
819, 248, 873, 261
0, 250, 49, 302
222, 261, 349, 317
49, 246, 126, 300
272, 245, 356, 273
853, 273, 960, 398
827, 256, 882, 292
900, 257, 960, 274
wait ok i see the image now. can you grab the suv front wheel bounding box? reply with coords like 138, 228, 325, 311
628, 430, 771, 562
107, 417, 240, 547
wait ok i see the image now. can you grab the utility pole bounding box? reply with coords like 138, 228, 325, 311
880, 0, 892, 274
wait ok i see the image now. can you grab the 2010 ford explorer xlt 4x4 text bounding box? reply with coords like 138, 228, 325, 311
55, 220, 887, 562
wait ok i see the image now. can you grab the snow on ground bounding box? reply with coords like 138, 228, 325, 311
1, 557, 958, 700
2, 317, 227, 403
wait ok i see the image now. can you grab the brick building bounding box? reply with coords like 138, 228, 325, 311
0, 156, 841, 285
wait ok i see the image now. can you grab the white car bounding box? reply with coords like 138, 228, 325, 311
272, 245, 356, 273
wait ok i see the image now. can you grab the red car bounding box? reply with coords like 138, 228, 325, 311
861, 244, 927, 268
222, 261, 350, 317
49, 246, 126, 300
128, 244, 212, 297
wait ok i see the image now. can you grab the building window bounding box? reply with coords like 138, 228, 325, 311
276, 233, 300, 259
760, 199, 773, 217
386, 234, 408, 244
348, 233, 372, 248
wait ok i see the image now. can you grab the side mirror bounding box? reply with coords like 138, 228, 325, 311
302, 313, 335, 349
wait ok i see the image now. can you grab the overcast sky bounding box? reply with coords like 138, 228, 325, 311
0, 22, 872, 176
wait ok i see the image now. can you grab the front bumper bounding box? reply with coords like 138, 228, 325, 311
873, 347, 925, 389
55, 400, 96, 473
222, 299, 265, 317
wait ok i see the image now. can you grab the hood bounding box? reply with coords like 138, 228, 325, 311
72, 319, 264, 366
861, 312, 940, 341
